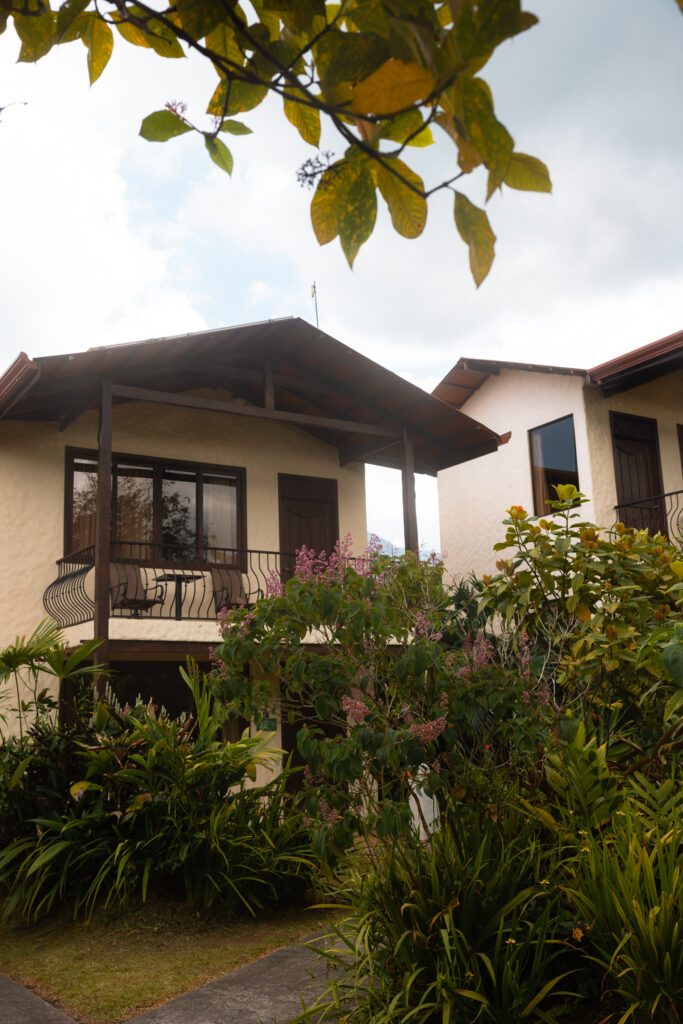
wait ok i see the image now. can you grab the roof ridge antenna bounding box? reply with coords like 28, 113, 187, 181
311, 281, 319, 329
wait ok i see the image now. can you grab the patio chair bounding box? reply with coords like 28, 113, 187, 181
210, 566, 247, 613
110, 563, 165, 615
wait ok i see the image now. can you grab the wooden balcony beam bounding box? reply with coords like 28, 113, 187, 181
110, 384, 400, 439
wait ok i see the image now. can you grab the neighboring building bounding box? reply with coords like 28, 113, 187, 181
0, 317, 503, 737
435, 330, 683, 581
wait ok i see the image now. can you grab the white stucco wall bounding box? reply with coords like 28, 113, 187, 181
437, 368, 682, 581
438, 369, 591, 581
0, 391, 367, 668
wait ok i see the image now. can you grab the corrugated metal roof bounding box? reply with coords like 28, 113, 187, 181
0, 318, 502, 476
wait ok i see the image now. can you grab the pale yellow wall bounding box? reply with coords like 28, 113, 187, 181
0, 392, 367, 659
583, 369, 683, 529
437, 367, 682, 582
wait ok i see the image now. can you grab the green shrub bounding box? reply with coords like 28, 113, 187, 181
0, 666, 313, 920
303, 809, 575, 1024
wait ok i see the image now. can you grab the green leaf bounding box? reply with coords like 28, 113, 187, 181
454, 191, 496, 286
320, 31, 389, 90
111, 5, 184, 58
56, 0, 89, 42
283, 96, 321, 147
310, 157, 377, 266
504, 152, 552, 193
140, 109, 193, 142
662, 640, 683, 686
338, 161, 376, 267
663, 689, 683, 721
14, 11, 57, 62
378, 109, 433, 147
204, 135, 234, 175
461, 77, 514, 198
220, 118, 252, 135
375, 159, 427, 239
82, 15, 114, 85
207, 78, 268, 116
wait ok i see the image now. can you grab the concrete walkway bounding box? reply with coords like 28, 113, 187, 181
1, 935, 329, 1024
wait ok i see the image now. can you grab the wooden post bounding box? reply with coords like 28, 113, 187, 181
401, 428, 419, 553
94, 380, 112, 698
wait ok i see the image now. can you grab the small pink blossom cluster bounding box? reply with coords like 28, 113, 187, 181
265, 570, 284, 598
409, 716, 447, 744
319, 800, 340, 827
413, 610, 443, 642
472, 634, 495, 669
519, 631, 531, 682
235, 610, 255, 638
303, 765, 323, 786
342, 694, 369, 724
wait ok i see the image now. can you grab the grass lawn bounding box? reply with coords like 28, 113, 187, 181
0, 898, 338, 1023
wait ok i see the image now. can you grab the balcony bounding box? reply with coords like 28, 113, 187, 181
614, 489, 683, 548
43, 543, 289, 629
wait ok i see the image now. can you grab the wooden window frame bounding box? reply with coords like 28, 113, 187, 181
64, 446, 247, 567
527, 414, 580, 515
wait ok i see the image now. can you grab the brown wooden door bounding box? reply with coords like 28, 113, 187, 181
610, 412, 664, 532
278, 474, 339, 577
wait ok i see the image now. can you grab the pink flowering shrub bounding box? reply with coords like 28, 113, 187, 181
211, 537, 556, 856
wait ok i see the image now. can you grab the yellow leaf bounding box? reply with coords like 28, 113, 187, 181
310, 157, 377, 267
454, 191, 496, 287
374, 159, 427, 239
351, 59, 434, 116
311, 166, 342, 245
576, 604, 591, 623
503, 152, 552, 193
284, 95, 321, 147
82, 15, 113, 85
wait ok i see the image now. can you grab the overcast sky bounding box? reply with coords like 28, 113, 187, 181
1, 0, 682, 549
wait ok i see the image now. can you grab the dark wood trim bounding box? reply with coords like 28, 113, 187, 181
401, 428, 419, 552
678, 424, 683, 477
338, 439, 398, 467
263, 360, 274, 410
104, 640, 215, 661
65, 446, 247, 560
528, 414, 579, 516
94, 381, 112, 691
110, 383, 400, 439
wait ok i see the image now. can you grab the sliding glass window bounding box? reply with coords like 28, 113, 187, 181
528, 415, 579, 515
65, 449, 245, 565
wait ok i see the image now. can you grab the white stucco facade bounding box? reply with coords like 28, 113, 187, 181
437, 368, 683, 582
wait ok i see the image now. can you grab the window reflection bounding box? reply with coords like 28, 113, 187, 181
116, 464, 153, 560
162, 469, 197, 562
529, 416, 579, 514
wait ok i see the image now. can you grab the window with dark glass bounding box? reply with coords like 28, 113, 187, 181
528, 415, 580, 515
66, 449, 245, 564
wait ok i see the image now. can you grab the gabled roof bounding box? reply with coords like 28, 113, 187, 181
0, 317, 503, 477
433, 329, 683, 408
432, 357, 585, 409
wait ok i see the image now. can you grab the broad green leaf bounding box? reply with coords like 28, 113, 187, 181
337, 160, 376, 267
205, 21, 244, 65
207, 78, 268, 116
375, 159, 427, 238
346, 1, 391, 37
56, 0, 89, 42
220, 118, 252, 135
82, 15, 114, 85
284, 95, 321, 147
319, 30, 389, 89
171, 0, 225, 40
664, 689, 683, 721
461, 77, 514, 197
454, 191, 496, 287
204, 134, 234, 175
311, 166, 342, 245
112, 5, 184, 58
662, 640, 683, 686
378, 109, 433, 147
140, 109, 193, 142
352, 60, 434, 116
14, 11, 57, 62
456, 0, 538, 63
310, 157, 376, 266
504, 152, 552, 193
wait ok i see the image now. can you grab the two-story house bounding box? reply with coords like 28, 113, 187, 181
435, 329, 683, 580
0, 317, 503, 737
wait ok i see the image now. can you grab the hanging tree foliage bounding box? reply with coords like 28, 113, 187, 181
2, 1, 681, 279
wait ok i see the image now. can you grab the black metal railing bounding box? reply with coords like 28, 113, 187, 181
43, 544, 286, 628
614, 489, 683, 548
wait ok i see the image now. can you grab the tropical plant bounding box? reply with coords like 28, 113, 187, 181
301, 808, 575, 1024
0, 664, 313, 920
